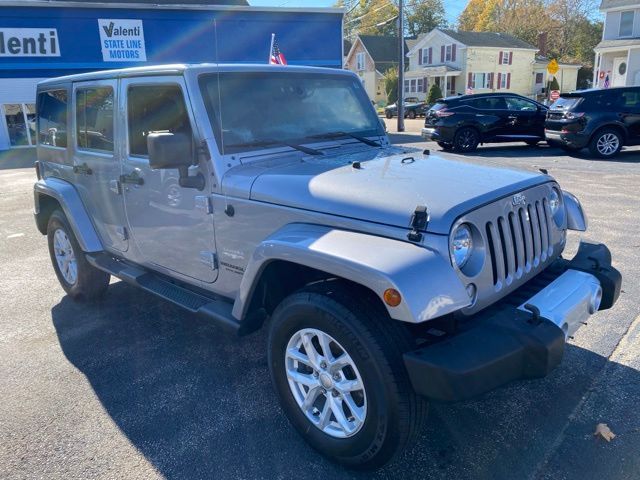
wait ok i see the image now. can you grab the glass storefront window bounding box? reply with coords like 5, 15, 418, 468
3, 103, 36, 147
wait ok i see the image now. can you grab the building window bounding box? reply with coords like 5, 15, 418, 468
445, 45, 452, 62
76, 87, 114, 153
37, 89, 68, 148
127, 84, 192, 157
356, 52, 366, 71
500, 51, 511, 64
417, 78, 424, 93
535, 72, 544, 84
404, 79, 410, 93
499, 73, 508, 89
3, 103, 36, 147
446, 76, 456, 94
620, 11, 634, 37
472, 73, 490, 89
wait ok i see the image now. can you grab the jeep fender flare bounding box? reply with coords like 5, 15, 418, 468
34, 178, 103, 252
234, 223, 471, 324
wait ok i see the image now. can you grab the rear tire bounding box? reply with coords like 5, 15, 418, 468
267, 281, 427, 470
408, 110, 416, 119
453, 127, 480, 152
588, 128, 622, 158
47, 209, 110, 301
385, 111, 393, 119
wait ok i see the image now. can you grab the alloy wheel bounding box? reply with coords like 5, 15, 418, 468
285, 328, 367, 439
596, 133, 619, 156
53, 228, 78, 285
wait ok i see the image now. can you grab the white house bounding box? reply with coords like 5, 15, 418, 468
594, 0, 640, 87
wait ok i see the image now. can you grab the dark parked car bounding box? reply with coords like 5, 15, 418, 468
385, 97, 427, 119
545, 87, 640, 159
422, 93, 548, 152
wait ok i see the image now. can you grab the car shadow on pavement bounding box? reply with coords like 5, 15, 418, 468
450, 144, 640, 163
51, 282, 640, 479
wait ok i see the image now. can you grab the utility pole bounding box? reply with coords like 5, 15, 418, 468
397, 0, 404, 132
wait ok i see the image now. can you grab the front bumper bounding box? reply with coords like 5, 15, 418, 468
404, 241, 621, 402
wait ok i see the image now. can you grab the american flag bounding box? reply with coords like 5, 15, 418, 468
603, 73, 610, 88
270, 36, 287, 65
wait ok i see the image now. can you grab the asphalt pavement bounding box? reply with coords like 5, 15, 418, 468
1, 131, 639, 479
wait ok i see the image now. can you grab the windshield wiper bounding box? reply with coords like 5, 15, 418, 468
227, 139, 323, 156
309, 131, 381, 147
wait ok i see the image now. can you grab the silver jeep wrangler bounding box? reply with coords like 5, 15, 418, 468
33, 64, 621, 469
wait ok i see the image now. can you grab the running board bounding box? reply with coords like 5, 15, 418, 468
86, 253, 240, 333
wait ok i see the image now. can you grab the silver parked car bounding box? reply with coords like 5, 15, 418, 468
33, 64, 621, 469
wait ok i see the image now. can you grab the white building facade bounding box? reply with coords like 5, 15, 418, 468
594, 0, 640, 87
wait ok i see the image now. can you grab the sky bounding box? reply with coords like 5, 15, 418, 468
249, 1, 466, 25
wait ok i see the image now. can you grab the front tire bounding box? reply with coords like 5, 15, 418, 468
407, 110, 416, 119
453, 127, 480, 152
267, 282, 427, 469
589, 128, 622, 158
47, 210, 110, 301
385, 111, 393, 119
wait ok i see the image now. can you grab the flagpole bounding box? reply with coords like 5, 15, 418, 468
268, 33, 275, 64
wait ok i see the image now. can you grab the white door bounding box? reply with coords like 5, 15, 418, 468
612, 57, 628, 87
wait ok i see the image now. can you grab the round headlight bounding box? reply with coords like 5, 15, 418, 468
549, 187, 565, 227
549, 188, 561, 215
450, 224, 473, 269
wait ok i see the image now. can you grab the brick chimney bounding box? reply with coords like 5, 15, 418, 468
537, 31, 548, 56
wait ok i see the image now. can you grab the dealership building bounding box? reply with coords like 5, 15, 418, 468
0, 0, 343, 150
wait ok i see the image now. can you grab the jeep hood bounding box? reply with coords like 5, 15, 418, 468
234, 148, 549, 234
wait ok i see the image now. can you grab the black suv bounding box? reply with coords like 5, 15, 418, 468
422, 93, 548, 152
545, 87, 640, 158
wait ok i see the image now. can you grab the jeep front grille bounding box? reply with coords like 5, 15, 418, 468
485, 199, 554, 288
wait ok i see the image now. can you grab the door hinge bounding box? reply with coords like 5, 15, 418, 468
195, 195, 213, 214
199, 251, 218, 270
116, 226, 128, 241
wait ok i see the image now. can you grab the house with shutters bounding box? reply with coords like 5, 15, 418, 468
405, 29, 555, 100
344, 35, 408, 104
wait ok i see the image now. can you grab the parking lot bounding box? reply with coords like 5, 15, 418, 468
1, 128, 639, 479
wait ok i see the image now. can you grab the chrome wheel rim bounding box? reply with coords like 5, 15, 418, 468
53, 229, 77, 285
285, 328, 367, 439
596, 133, 619, 156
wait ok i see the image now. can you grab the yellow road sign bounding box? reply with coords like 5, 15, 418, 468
547, 59, 559, 75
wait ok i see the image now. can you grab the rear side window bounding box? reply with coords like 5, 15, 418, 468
76, 87, 114, 153
464, 97, 507, 110
37, 89, 68, 148
506, 97, 537, 111
621, 90, 640, 109
127, 84, 192, 156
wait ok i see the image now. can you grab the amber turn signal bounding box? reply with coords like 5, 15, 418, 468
383, 288, 402, 307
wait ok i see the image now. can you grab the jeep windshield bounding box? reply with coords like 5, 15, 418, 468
199, 71, 383, 154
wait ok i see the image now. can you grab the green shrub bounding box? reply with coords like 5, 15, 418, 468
426, 83, 443, 104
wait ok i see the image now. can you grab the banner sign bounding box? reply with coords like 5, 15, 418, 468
0, 28, 60, 57
98, 19, 146, 62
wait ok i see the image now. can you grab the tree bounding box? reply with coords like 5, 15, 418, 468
458, 0, 487, 31
549, 76, 560, 90
383, 67, 398, 104
426, 83, 443, 104
406, 0, 448, 36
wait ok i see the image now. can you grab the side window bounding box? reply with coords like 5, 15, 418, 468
37, 89, 68, 148
506, 97, 537, 111
76, 87, 114, 152
127, 85, 192, 157
621, 90, 640, 109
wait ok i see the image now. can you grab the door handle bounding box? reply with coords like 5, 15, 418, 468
73, 163, 93, 175
120, 169, 144, 186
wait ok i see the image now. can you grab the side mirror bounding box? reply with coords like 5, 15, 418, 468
147, 132, 193, 170
147, 132, 204, 190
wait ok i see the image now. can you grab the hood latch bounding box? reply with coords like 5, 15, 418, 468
407, 205, 429, 242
